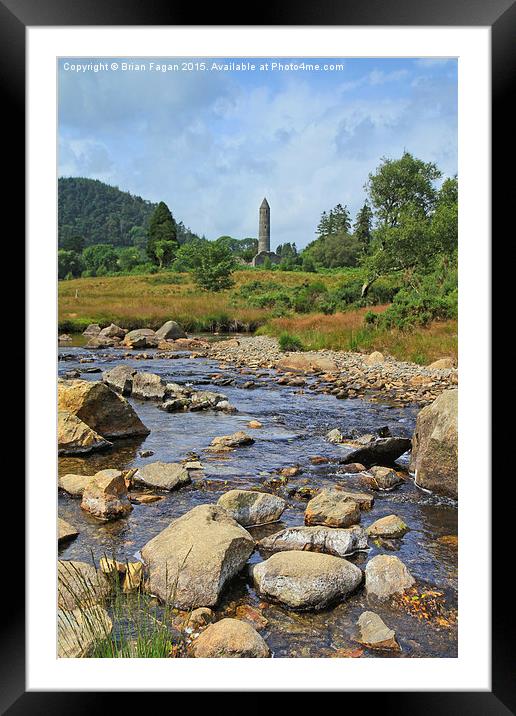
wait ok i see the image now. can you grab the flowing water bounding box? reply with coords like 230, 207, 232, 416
58, 346, 458, 658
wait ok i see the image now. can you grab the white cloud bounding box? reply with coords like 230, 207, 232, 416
58, 61, 457, 248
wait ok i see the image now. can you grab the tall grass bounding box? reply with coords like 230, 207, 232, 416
260, 309, 457, 364
58, 270, 349, 333
58, 551, 193, 658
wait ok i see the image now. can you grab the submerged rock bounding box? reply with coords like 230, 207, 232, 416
58, 560, 111, 611
356, 611, 400, 651
190, 618, 270, 658
258, 525, 368, 558
57, 410, 112, 455
342, 437, 412, 467
366, 515, 409, 539
155, 320, 187, 340
58, 379, 149, 439
140, 504, 254, 608
217, 490, 286, 526
209, 431, 254, 450
133, 462, 191, 491
58, 517, 79, 543
80, 469, 133, 521
58, 606, 112, 658
410, 389, 458, 498
326, 428, 344, 444
362, 466, 404, 491
365, 555, 415, 599
252, 551, 362, 610
305, 490, 360, 528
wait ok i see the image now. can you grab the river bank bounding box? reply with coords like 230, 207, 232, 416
59, 333, 458, 407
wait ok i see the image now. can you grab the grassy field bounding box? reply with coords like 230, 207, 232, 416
58, 270, 457, 364
259, 311, 458, 364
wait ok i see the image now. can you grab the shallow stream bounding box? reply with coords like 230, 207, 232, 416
58, 347, 458, 658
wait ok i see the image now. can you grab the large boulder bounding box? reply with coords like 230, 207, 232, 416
189, 618, 270, 658
81, 469, 132, 521
140, 504, 254, 608
58, 560, 111, 611
428, 358, 455, 370
98, 324, 124, 339
85, 336, 121, 348
155, 320, 187, 340
102, 365, 136, 396
334, 488, 375, 510
133, 462, 191, 491
258, 525, 368, 559
356, 611, 400, 651
409, 389, 458, 498
58, 517, 79, 543
364, 555, 415, 599
58, 379, 149, 439
132, 372, 166, 401
252, 551, 362, 610
59, 473, 94, 497
58, 410, 112, 455
58, 606, 112, 658
217, 490, 286, 526
123, 329, 159, 349
365, 351, 384, 366
82, 323, 101, 337
305, 490, 360, 528
99, 323, 125, 340
276, 354, 337, 373
342, 437, 412, 467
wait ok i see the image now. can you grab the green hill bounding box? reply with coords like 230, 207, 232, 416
58, 177, 199, 249
58, 177, 157, 248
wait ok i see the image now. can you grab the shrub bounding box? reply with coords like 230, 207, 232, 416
278, 332, 304, 352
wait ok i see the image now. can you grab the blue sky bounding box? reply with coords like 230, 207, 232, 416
58, 57, 457, 248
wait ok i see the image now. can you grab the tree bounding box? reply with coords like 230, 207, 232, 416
316, 204, 351, 238
361, 153, 445, 296
192, 241, 236, 292
61, 234, 85, 253
431, 176, 458, 256
172, 237, 209, 271
147, 201, 178, 264
154, 239, 177, 269
303, 233, 361, 269
353, 202, 373, 252
367, 151, 441, 228
82, 244, 119, 276
117, 246, 144, 272
58, 249, 82, 279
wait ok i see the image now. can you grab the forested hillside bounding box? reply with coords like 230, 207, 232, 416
58, 177, 158, 248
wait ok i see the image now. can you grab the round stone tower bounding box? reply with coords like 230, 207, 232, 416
258, 197, 270, 253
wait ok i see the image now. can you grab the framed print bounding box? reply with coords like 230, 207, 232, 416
3, 0, 509, 708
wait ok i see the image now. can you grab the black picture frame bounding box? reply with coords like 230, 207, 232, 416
5, 0, 506, 709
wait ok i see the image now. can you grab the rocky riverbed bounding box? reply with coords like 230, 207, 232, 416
57, 338, 458, 659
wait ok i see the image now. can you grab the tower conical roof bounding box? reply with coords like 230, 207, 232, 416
260, 197, 269, 208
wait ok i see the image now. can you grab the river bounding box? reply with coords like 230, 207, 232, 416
58, 345, 458, 658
